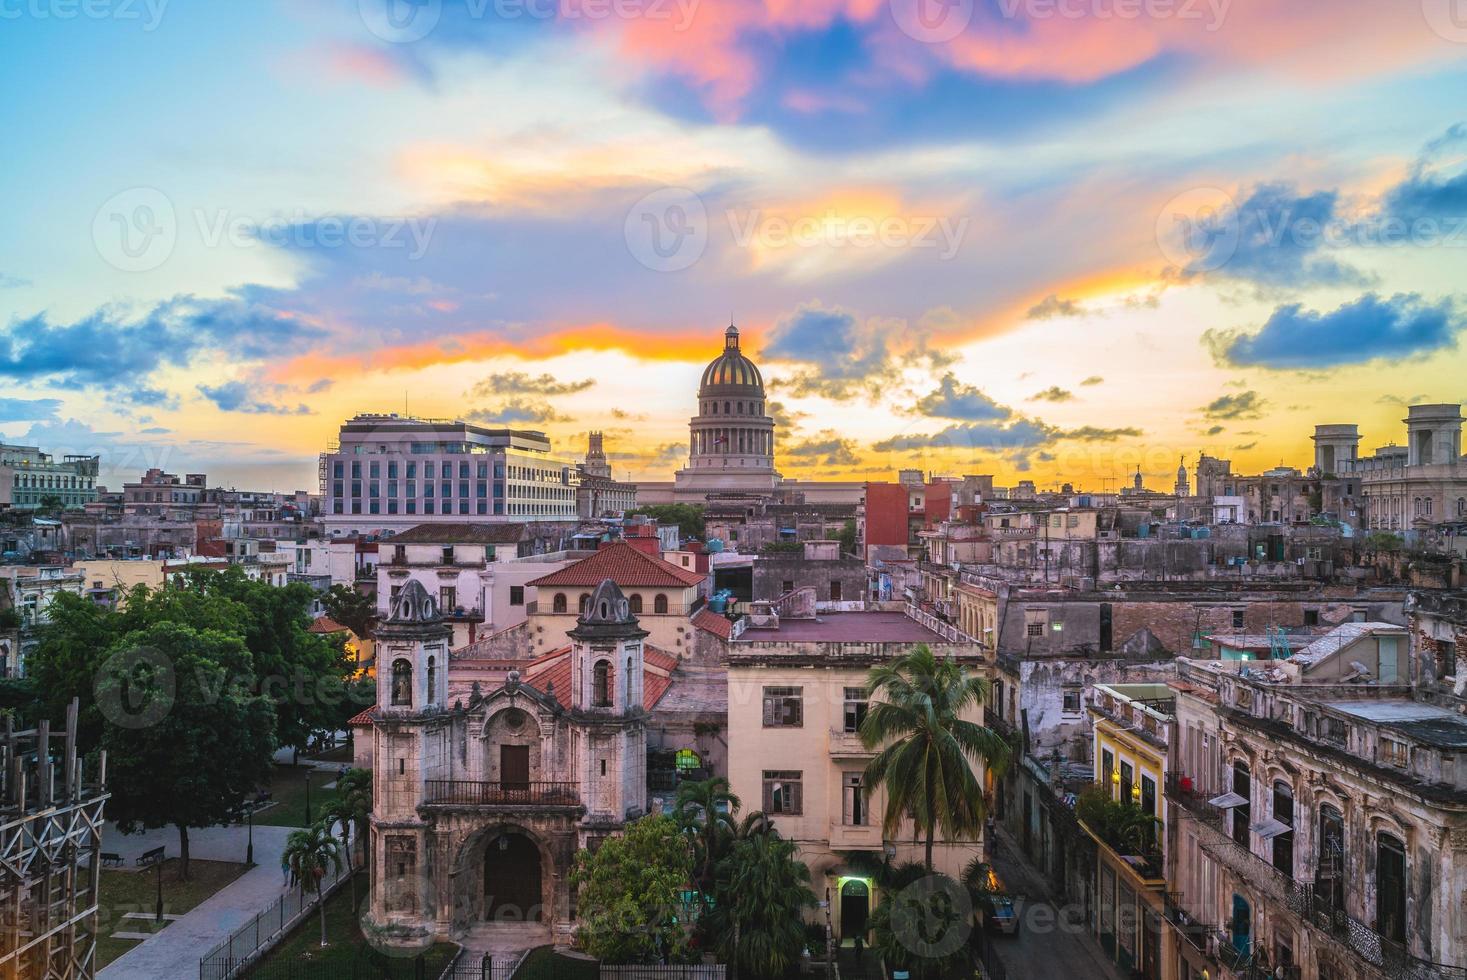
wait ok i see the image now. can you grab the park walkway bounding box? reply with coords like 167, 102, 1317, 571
97, 822, 300, 980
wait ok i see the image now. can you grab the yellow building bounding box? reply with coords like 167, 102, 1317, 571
1086, 682, 1176, 980
72, 559, 168, 595
726, 609, 992, 944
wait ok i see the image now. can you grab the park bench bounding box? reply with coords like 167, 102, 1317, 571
99, 852, 123, 868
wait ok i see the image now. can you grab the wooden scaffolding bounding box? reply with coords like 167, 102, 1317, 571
0, 700, 108, 980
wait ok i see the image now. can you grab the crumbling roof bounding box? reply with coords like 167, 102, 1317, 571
692, 608, 733, 640
307, 615, 351, 634
527, 542, 705, 588
1290, 622, 1402, 666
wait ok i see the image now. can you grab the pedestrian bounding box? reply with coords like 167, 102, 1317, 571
852, 932, 863, 964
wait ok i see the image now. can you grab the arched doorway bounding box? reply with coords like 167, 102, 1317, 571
840, 879, 869, 940
484, 832, 542, 922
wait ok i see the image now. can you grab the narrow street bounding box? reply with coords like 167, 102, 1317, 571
981, 826, 1128, 980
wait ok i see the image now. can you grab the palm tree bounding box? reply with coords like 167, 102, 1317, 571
321, 797, 361, 911
860, 643, 1010, 871
282, 823, 343, 947
335, 770, 372, 856
713, 833, 816, 978
734, 810, 775, 841
674, 776, 739, 891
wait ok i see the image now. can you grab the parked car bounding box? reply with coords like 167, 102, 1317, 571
970, 863, 1019, 935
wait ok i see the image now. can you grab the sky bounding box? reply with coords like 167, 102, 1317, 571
1, 0, 1466, 493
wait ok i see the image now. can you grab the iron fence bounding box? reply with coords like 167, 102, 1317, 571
198, 863, 354, 980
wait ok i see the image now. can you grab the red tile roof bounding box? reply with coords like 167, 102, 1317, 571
527, 542, 705, 589
692, 608, 733, 640
308, 615, 351, 635
522, 644, 678, 711
347, 706, 377, 726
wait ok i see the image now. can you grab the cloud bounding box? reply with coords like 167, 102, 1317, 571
0, 273, 30, 290
1376, 393, 1430, 407
1030, 386, 1074, 403
1204, 424, 1225, 436
911, 373, 1012, 421
139, 426, 172, 435
1206, 293, 1462, 369
198, 382, 312, 416
465, 400, 566, 425
767, 401, 807, 429
1201, 390, 1267, 420
783, 432, 861, 467
874, 418, 1058, 453
763, 302, 952, 400
0, 293, 320, 392
1234, 442, 1258, 450
1080, 376, 1104, 386
306, 378, 335, 394
1058, 426, 1143, 442
1381, 124, 1467, 225
1178, 183, 1367, 289
0, 397, 62, 422
469, 371, 596, 398
1026, 295, 1089, 320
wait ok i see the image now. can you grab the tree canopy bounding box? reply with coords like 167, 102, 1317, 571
571, 815, 694, 964
627, 504, 704, 541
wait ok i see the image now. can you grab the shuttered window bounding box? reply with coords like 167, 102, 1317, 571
764, 770, 803, 814
762, 687, 803, 728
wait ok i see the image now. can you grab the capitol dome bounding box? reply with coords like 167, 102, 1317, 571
698, 325, 764, 393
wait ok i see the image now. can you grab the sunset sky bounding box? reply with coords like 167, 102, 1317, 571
2, 0, 1466, 492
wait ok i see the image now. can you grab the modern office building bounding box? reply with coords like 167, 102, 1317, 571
0, 444, 99, 511
319, 415, 581, 535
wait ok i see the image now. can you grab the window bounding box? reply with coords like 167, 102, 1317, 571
1120, 761, 1134, 804
762, 686, 803, 727
1063, 689, 1081, 713
781, 580, 794, 593
628, 594, 643, 614
426, 656, 436, 705
842, 773, 867, 826
763, 770, 803, 814
440, 587, 456, 611
509, 586, 524, 606
579, 594, 590, 614
1101, 748, 1114, 790
1271, 781, 1294, 877
1376, 834, 1407, 943
391, 659, 412, 707
830, 581, 842, 602
654, 593, 668, 614
843, 687, 868, 733
1303, 609, 1320, 627
1381, 738, 1408, 767
1316, 805, 1345, 915
1232, 609, 1246, 629
593, 660, 611, 707
552, 593, 567, 613
1231, 762, 1251, 847
1026, 622, 1044, 637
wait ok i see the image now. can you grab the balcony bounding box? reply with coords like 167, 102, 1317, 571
827, 729, 874, 758
828, 820, 883, 850
422, 780, 580, 807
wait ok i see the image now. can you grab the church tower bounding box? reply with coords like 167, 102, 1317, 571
567, 579, 648, 825
583, 431, 610, 479
1174, 456, 1190, 496
377, 580, 451, 713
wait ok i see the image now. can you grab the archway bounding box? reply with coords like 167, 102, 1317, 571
485, 832, 543, 922
840, 878, 870, 940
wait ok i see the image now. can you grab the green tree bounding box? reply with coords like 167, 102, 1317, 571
99, 622, 277, 879
282, 823, 344, 947
673, 776, 739, 894
321, 584, 377, 640
325, 768, 373, 910
837, 519, 858, 557
710, 833, 815, 978
570, 815, 694, 964
860, 644, 1009, 870
627, 504, 705, 541
867, 873, 970, 980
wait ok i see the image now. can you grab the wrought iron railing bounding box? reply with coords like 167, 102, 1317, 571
423, 780, 579, 806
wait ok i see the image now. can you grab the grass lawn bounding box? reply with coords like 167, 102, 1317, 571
245, 872, 456, 977
252, 764, 342, 828
303, 742, 353, 764
96, 858, 249, 967
513, 946, 597, 980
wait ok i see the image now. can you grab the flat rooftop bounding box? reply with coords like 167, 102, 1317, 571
1327, 700, 1467, 749
735, 611, 944, 643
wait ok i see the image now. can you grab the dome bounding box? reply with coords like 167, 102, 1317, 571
699, 325, 764, 393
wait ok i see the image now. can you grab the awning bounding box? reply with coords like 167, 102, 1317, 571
1250, 818, 1293, 840
1207, 792, 1248, 809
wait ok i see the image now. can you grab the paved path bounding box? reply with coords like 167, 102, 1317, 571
984, 825, 1128, 980
97, 822, 301, 980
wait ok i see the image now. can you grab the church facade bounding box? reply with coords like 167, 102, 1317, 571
362, 578, 650, 950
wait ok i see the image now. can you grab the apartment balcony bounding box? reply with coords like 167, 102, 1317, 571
828, 820, 883, 851
422, 780, 580, 808
1164, 775, 1466, 980
827, 729, 875, 759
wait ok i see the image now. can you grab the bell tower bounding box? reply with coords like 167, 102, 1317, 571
567, 579, 648, 824
377, 580, 451, 712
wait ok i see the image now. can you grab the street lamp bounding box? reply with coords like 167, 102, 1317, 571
246, 807, 255, 866
304, 770, 312, 825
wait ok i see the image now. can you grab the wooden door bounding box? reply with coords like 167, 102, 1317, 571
501, 745, 529, 793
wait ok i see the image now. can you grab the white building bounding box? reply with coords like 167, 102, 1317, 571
320, 415, 581, 535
